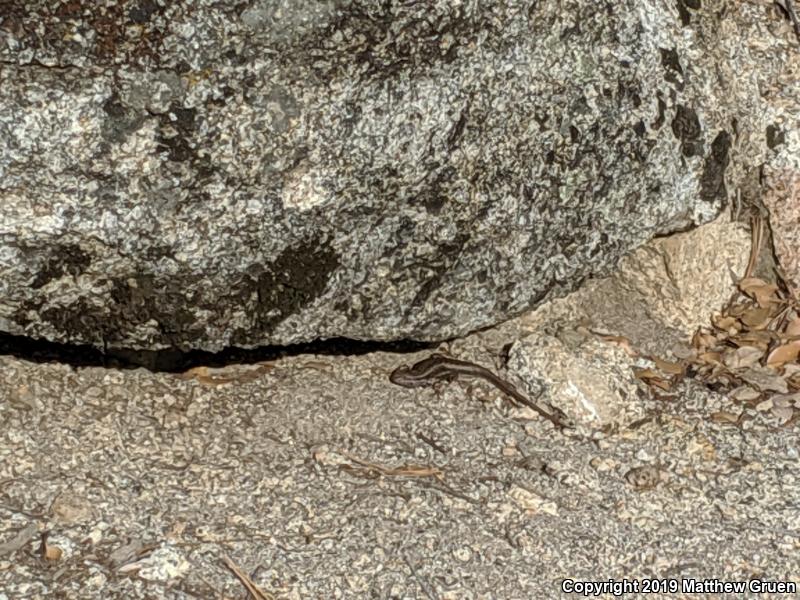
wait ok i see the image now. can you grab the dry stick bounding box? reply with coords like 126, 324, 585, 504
402, 553, 437, 600
415, 431, 447, 455
222, 555, 274, 600
749, 211, 799, 304
339, 451, 444, 481
744, 213, 763, 280
725, 213, 766, 312
769, 304, 793, 334
731, 188, 741, 221
784, 0, 800, 40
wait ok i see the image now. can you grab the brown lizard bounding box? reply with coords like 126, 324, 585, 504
390, 353, 572, 430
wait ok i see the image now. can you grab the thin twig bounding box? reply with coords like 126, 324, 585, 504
338, 451, 445, 482
744, 213, 763, 280
420, 480, 481, 505
415, 432, 447, 455
784, 0, 800, 40
403, 553, 437, 600
731, 188, 741, 221
222, 555, 274, 600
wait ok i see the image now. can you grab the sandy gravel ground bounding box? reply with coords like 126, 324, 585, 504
0, 346, 798, 599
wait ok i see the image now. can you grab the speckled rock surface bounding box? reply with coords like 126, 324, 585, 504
511, 333, 647, 428
0, 0, 790, 352
1, 218, 799, 598
515, 213, 751, 357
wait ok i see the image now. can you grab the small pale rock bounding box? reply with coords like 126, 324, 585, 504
51, 493, 94, 524
136, 547, 190, 581
625, 465, 661, 491
502, 445, 519, 457
109, 539, 144, 567
453, 547, 472, 562
508, 335, 643, 429
508, 486, 558, 516
590, 457, 617, 472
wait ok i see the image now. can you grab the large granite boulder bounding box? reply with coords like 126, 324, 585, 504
0, 0, 791, 352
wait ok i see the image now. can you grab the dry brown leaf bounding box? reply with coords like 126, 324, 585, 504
740, 307, 772, 330
697, 351, 723, 365
772, 392, 800, 407
738, 366, 789, 394
692, 330, 719, 351
712, 314, 740, 333
766, 341, 800, 368
179, 364, 274, 386
672, 345, 696, 360
633, 368, 672, 390
707, 372, 741, 388
726, 302, 749, 318
633, 368, 659, 379
729, 331, 773, 351
710, 411, 741, 425
594, 333, 639, 357
739, 277, 779, 308
756, 398, 774, 412
724, 346, 763, 370
785, 365, 800, 391
681, 270, 799, 405
730, 386, 761, 402
784, 364, 800, 378
786, 317, 800, 337
755, 287, 780, 308
650, 356, 685, 375
178, 366, 235, 386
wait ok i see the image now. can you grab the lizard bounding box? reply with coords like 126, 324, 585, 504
389, 353, 572, 430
